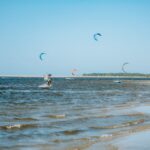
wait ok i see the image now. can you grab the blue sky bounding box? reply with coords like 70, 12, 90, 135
0, 0, 150, 75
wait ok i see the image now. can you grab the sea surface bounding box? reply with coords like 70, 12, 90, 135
1, 77, 150, 150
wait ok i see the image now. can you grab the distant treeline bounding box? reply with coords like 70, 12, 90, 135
83, 73, 150, 77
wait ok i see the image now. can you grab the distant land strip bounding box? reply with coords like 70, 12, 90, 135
83, 73, 150, 77
1, 73, 150, 79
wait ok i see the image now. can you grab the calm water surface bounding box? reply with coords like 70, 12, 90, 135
0, 77, 150, 149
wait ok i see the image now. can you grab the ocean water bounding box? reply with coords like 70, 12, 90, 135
0, 77, 150, 150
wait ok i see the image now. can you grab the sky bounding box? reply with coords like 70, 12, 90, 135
0, 0, 150, 76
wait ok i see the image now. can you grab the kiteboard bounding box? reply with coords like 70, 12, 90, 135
38, 83, 52, 89
113, 80, 121, 84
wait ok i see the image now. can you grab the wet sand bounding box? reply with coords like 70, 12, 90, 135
86, 104, 150, 150
110, 130, 150, 150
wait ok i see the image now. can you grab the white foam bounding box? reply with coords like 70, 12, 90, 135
101, 134, 112, 138
6, 124, 21, 129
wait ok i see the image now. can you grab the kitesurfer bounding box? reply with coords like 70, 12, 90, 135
47, 78, 52, 86
46, 74, 52, 86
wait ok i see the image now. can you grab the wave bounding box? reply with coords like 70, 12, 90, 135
14, 117, 38, 121
90, 119, 144, 129
0, 123, 38, 130
63, 129, 84, 135
44, 114, 66, 119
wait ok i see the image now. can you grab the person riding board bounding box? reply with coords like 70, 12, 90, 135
47, 78, 52, 86
46, 74, 52, 86
39, 74, 52, 89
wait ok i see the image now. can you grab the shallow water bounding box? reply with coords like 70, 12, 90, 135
1, 77, 150, 149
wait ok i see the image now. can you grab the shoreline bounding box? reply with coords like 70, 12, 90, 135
86, 103, 150, 150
